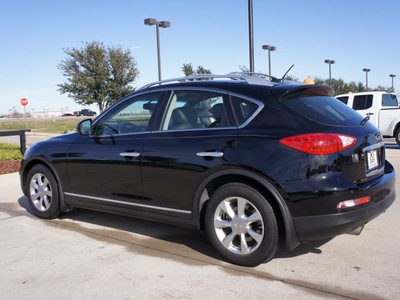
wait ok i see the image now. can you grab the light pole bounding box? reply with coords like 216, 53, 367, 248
144, 18, 170, 81
389, 74, 396, 92
363, 68, 370, 90
248, 0, 254, 72
262, 45, 276, 76
324, 59, 335, 86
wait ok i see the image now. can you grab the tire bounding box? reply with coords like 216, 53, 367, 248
26, 164, 60, 219
205, 183, 279, 267
395, 128, 400, 147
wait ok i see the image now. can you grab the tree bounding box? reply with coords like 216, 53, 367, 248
58, 41, 139, 112
181, 63, 211, 78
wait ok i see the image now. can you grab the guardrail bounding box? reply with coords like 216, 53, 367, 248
0, 130, 31, 154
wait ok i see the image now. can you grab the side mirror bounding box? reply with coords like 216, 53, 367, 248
77, 119, 93, 136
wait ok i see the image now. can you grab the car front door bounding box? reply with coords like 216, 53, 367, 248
66, 92, 164, 209
140, 89, 238, 216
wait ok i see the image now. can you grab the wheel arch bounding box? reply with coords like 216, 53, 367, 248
21, 157, 70, 213
393, 122, 400, 137
193, 169, 299, 250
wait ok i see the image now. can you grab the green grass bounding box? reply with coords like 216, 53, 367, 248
0, 143, 23, 161
0, 117, 90, 134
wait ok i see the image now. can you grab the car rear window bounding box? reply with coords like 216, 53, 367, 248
382, 93, 398, 107
281, 96, 365, 126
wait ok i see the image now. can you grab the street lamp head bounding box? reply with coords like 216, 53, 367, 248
159, 21, 170, 28
262, 45, 276, 51
144, 18, 157, 26
363, 68, 371, 72
324, 59, 335, 64
389, 74, 396, 78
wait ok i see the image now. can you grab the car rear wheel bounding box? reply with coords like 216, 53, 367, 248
205, 183, 279, 266
26, 164, 60, 219
395, 127, 400, 146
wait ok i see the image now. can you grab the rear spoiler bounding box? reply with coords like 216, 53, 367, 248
280, 85, 334, 100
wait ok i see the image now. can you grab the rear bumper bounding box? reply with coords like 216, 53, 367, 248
292, 169, 396, 241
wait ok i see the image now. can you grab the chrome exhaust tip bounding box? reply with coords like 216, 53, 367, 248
347, 225, 364, 236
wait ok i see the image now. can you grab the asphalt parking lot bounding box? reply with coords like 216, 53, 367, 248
0, 141, 399, 299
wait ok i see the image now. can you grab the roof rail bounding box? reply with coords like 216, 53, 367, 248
137, 72, 281, 91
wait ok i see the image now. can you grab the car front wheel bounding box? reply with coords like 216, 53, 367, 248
205, 183, 280, 266
26, 164, 60, 219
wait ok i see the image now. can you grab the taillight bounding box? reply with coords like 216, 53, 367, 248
280, 133, 356, 155
337, 196, 371, 209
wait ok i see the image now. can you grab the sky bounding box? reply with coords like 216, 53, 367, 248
0, 0, 399, 115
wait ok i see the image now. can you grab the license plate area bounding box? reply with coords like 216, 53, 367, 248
367, 149, 379, 170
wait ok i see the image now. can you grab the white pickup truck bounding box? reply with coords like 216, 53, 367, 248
336, 91, 400, 145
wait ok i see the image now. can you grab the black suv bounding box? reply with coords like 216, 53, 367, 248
20, 73, 395, 266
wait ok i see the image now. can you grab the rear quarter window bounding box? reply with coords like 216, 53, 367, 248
281, 96, 365, 126
336, 96, 349, 104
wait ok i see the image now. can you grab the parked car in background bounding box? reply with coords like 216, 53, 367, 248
59, 113, 74, 117
336, 91, 400, 145
20, 73, 395, 266
73, 109, 97, 117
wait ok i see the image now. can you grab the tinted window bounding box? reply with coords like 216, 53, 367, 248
336, 96, 349, 104
230, 96, 259, 126
161, 90, 229, 130
353, 95, 373, 110
95, 92, 162, 136
382, 94, 398, 107
281, 96, 365, 126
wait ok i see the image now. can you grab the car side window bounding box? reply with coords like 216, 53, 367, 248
352, 95, 373, 110
95, 92, 162, 136
382, 94, 398, 107
230, 96, 259, 126
161, 90, 229, 130
336, 96, 349, 105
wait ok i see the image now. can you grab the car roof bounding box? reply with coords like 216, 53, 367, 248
134, 73, 314, 101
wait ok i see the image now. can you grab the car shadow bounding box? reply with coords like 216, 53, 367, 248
18, 196, 335, 263
18, 196, 220, 261
275, 238, 332, 259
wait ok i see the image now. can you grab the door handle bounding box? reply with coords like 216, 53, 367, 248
120, 152, 140, 158
366, 113, 374, 116
196, 152, 224, 158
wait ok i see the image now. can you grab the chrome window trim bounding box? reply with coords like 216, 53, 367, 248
96, 86, 265, 135
95, 131, 151, 138
228, 92, 265, 129
150, 126, 236, 134
64, 192, 192, 215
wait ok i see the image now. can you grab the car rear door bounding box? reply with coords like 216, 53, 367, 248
140, 89, 237, 216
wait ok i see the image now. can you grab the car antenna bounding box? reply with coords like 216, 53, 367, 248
281, 64, 294, 81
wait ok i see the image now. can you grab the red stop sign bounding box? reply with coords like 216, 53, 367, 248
21, 98, 28, 106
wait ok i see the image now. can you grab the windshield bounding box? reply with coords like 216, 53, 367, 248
281, 96, 365, 126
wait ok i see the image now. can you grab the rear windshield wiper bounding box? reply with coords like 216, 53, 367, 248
360, 115, 370, 126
